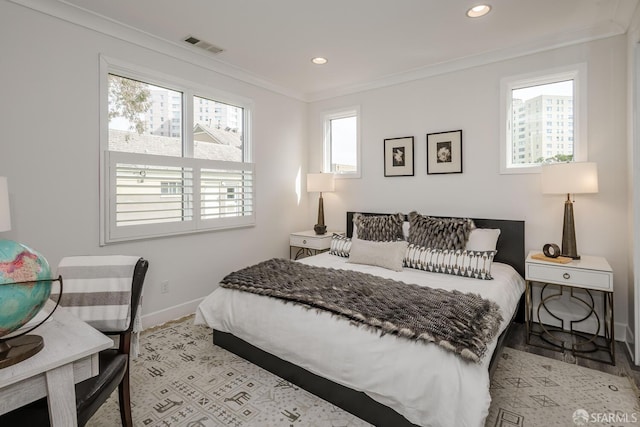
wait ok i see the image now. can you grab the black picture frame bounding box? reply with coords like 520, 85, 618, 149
384, 137, 414, 177
426, 130, 462, 174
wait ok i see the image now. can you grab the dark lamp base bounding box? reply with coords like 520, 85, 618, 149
314, 224, 327, 235
0, 335, 45, 369
561, 197, 580, 261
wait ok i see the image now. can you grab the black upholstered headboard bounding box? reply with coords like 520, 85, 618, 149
346, 211, 525, 278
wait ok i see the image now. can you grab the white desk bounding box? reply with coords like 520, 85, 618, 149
0, 308, 113, 426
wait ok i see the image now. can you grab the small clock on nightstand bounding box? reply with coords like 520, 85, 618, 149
289, 230, 342, 260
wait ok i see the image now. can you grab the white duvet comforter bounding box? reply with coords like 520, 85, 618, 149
195, 253, 524, 427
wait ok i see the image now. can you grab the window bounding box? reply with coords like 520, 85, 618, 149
500, 64, 587, 173
323, 107, 360, 177
160, 181, 181, 196
100, 57, 254, 244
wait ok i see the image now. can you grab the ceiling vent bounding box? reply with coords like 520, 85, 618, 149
184, 36, 224, 54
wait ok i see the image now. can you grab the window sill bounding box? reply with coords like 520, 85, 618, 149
500, 165, 542, 175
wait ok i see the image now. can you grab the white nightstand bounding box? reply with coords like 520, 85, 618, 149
525, 250, 614, 364
289, 230, 341, 260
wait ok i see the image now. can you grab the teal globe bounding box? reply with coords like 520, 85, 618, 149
0, 240, 52, 338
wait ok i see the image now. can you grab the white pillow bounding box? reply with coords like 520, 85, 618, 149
347, 238, 408, 272
402, 221, 410, 240
465, 228, 501, 252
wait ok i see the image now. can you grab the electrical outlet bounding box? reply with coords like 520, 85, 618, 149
160, 280, 169, 294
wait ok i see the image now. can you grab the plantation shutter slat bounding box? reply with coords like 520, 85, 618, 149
106, 151, 254, 242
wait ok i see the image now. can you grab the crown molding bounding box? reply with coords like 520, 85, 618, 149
8, 0, 635, 104
305, 19, 629, 102
8, 0, 306, 101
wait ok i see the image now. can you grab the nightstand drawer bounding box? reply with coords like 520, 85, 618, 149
526, 264, 612, 291
289, 234, 331, 250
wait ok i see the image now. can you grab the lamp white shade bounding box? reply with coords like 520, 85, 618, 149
0, 176, 11, 232
541, 162, 598, 195
307, 173, 335, 193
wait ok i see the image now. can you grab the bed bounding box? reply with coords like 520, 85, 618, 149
195, 212, 525, 427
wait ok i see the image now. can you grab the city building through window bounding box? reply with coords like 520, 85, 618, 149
500, 64, 587, 173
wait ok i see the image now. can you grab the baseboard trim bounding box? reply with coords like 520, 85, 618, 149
615, 322, 629, 344
624, 325, 636, 364
141, 297, 204, 329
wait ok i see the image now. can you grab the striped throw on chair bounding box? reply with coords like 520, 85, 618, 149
53, 255, 141, 331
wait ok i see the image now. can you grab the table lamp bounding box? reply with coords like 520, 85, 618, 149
541, 162, 598, 259
307, 173, 335, 235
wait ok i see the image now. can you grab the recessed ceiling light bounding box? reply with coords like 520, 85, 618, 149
311, 57, 328, 65
466, 4, 491, 18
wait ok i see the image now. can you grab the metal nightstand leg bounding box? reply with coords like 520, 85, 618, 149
525, 280, 532, 345
290, 246, 330, 260
526, 282, 615, 365
293, 247, 313, 260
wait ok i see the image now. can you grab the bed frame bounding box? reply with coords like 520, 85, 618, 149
213, 212, 525, 427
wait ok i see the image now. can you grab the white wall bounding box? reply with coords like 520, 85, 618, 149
627, 4, 640, 362
0, 1, 309, 326
308, 36, 631, 338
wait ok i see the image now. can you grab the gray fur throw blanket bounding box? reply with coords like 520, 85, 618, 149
220, 258, 503, 363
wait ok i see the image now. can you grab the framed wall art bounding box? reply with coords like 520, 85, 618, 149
426, 130, 462, 174
384, 136, 414, 177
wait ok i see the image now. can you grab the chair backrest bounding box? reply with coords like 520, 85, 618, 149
126, 258, 148, 334
118, 258, 148, 355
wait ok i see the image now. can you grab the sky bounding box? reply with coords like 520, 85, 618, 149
513, 80, 572, 101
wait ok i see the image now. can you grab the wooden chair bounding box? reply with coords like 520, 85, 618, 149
0, 257, 148, 426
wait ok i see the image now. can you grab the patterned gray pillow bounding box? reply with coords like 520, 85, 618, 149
329, 234, 352, 257
404, 244, 495, 280
407, 212, 473, 250
353, 213, 404, 242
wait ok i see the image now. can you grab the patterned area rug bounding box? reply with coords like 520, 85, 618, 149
87, 317, 639, 427
487, 349, 639, 426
